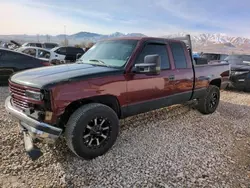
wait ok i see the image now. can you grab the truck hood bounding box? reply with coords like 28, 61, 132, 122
231, 63, 250, 71
10, 63, 123, 88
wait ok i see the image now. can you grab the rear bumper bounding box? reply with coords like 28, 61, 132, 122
5, 96, 62, 143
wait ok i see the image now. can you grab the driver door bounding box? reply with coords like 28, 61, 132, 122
125, 41, 176, 116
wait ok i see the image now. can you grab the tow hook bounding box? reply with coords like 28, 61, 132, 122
23, 131, 43, 161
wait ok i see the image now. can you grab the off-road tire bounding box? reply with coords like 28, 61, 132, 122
197, 85, 220, 114
65, 103, 119, 160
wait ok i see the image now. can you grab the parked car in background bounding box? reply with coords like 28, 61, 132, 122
41, 42, 59, 50
226, 54, 250, 91
50, 46, 85, 62
22, 42, 43, 48
0, 48, 51, 84
0, 40, 21, 50
16, 47, 51, 61
200, 53, 228, 62
5, 35, 230, 161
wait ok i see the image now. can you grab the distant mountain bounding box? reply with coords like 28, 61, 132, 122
162, 33, 250, 54
56, 34, 67, 38
52, 31, 147, 42
70, 32, 102, 38
1, 31, 250, 53
108, 32, 125, 38
162, 33, 250, 47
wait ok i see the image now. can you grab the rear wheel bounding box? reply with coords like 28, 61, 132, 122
65, 103, 119, 160
196, 85, 220, 114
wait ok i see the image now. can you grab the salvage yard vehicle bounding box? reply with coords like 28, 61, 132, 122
226, 54, 250, 91
22, 42, 43, 48
16, 47, 51, 61
0, 48, 51, 84
50, 46, 85, 63
200, 52, 228, 62
5, 35, 230, 160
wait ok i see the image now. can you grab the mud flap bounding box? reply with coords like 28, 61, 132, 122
23, 131, 43, 161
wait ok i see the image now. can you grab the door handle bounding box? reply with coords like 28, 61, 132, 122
169, 75, 175, 81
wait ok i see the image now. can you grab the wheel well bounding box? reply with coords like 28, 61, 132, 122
58, 95, 121, 129
209, 79, 221, 88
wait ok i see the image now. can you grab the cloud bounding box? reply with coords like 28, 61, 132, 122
1, 0, 250, 37
155, 0, 250, 37
22, 1, 115, 22
0, 2, 92, 35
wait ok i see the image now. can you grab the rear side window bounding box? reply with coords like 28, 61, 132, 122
67, 47, 76, 54
67, 47, 84, 54
43, 43, 58, 49
170, 42, 187, 69
38, 49, 51, 59
29, 43, 36, 47
56, 47, 67, 55
135, 43, 170, 69
36, 43, 42, 48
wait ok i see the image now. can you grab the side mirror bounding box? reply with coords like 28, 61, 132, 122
134, 54, 161, 75
76, 53, 82, 59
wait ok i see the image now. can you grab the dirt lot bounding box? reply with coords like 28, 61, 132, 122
0, 87, 250, 188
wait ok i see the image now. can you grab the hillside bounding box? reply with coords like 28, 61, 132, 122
1, 32, 250, 54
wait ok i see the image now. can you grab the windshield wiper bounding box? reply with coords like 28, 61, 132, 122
89, 59, 108, 66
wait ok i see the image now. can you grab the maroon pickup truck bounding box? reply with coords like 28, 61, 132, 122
5, 35, 230, 160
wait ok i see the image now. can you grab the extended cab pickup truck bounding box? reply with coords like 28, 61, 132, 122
5, 35, 230, 160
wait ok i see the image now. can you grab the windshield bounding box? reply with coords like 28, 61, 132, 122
78, 40, 138, 67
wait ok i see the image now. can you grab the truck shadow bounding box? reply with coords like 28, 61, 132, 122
49, 100, 250, 187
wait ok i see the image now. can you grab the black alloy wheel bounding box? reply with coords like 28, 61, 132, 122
83, 117, 111, 149
65, 103, 119, 160
209, 92, 219, 109
197, 85, 220, 114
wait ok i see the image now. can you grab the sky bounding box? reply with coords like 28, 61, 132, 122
1, 0, 250, 37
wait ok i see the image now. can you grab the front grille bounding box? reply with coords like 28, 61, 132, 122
12, 97, 29, 109
9, 81, 44, 110
9, 83, 26, 96
9, 82, 29, 109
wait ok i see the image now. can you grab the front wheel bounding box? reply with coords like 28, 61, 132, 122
196, 85, 220, 114
65, 103, 119, 160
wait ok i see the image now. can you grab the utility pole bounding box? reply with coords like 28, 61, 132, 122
37, 34, 40, 42
64, 25, 67, 46
46, 34, 50, 42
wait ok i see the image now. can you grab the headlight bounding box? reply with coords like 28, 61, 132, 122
234, 71, 249, 75
25, 90, 44, 101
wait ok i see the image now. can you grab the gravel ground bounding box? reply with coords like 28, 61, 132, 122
0, 87, 250, 188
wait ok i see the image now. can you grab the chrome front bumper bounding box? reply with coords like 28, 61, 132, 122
5, 96, 63, 160
5, 96, 62, 143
